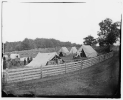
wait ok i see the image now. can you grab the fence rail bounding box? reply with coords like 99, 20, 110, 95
3, 52, 114, 83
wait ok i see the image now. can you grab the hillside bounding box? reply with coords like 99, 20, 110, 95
3, 51, 120, 97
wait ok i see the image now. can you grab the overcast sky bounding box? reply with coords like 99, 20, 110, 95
2, 0, 122, 44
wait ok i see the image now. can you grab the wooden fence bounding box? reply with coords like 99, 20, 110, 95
3, 52, 114, 83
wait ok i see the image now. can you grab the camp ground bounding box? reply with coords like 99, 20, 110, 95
58, 47, 70, 57
2, 45, 119, 97
3, 46, 98, 69
78, 45, 98, 58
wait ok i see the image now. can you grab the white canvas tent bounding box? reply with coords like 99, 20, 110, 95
70, 47, 77, 54
26, 52, 61, 67
10, 54, 20, 59
78, 45, 97, 58
58, 47, 69, 56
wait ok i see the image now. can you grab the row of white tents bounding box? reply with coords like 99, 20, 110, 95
3, 45, 98, 68
58, 45, 98, 58
26, 45, 98, 67
3, 45, 98, 60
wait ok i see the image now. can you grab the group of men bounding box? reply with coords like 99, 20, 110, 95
3, 56, 33, 69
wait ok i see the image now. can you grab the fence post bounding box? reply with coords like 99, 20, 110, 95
90, 59, 92, 66
65, 63, 66, 74
81, 60, 83, 69
40, 65, 42, 78
99, 56, 101, 62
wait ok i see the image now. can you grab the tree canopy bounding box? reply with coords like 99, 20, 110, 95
97, 18, 121, 46
83, 35, 97, 46
3, 38, 81, 52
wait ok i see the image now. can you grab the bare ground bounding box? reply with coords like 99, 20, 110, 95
3, 52, 120, 97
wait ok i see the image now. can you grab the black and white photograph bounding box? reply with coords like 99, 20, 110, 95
1, 0, 121, 98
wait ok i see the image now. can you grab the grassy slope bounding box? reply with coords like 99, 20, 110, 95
3, 51, 120, 97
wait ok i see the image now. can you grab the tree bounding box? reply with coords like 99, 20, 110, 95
21, 38, 31, 50
97, 18, 121, 47
83, 35, 97, 46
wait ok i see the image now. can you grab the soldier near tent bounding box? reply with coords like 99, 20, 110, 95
28, 57, 33, 63
58, 47, 70, 57
24, 59, 26, 65
27, 57, 30, 63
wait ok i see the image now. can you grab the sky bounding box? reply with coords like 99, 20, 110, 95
2, 0, 122, 44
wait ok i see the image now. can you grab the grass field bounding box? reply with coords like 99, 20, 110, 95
3, 51, 120, 97
5, 47, 73, 58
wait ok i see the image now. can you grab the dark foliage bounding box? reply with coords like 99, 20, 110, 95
97, 18, 121, 46
3, 38, 81, 52
83, 35, 97, 46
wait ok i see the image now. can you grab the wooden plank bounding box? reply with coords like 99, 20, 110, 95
7, 66, 40, 73
83, 64, 91, 68
43, 69, 65, 74
66, 68, 78, 73
84, 62, 91, 66
7, 73, 41, 81
42, 68, 65, 72
84, 62, 92, 66
66, 67, 80, 72
66, 66, 80, 69
66, 63, 74, 67
43, 64, 58, 68
66, 65, 80, 69
45, 66, 65, 70
7, 67, 41, 75
66, 62, 76, 65
83, 64, 90, 68
83, 62, 91, 65
7, 74, 41, 82
7, 68, 41, 75
42, 68, 65, 74
42, 65, 65, 71
84, 61, 92, 65
8, 71, 41, 79
66, 66, 80, 71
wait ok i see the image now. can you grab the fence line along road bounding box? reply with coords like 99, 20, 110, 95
3, 52, 114, 83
